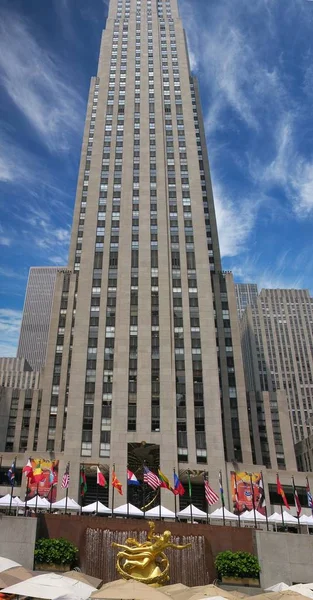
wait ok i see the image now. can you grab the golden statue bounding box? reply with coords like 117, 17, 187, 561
112, 521, 191, 586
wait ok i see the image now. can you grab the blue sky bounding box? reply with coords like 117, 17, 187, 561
0, 0, 313, 355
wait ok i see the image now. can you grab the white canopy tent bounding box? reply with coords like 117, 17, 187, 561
82, 501, 111, 514
0, 557, 21, 574
52, 498, 80, 511
145, 505, 176, 519
209, 507, 238, 521
268, 511, 298, 524
177, 504, 208, 520
299, 514, 313, 526
1, 572, 96, 600
240, 509, 267, 522
21, 496, 50, 509
113, 503, 144, 516
0, 494, 20, 508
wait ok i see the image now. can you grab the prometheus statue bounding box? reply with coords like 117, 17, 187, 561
112, 521, 191, 586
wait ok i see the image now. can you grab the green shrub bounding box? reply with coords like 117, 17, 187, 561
215, 550, 260, 579
34, 538, 78, 566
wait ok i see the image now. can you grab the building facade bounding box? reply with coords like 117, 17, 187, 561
235, 283, 258, 318
240, 288, 313, 452
17, 267, 62, 371
0, 357, 40, 389
2, 0, 288, 505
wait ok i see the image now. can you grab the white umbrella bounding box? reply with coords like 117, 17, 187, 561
145, 505, 175, 519
0, 494, 20, 508
1, 572, 96, 600
289, 585, 313, 598
240, 509, 267, 522
209, 507, 238, 520
113, 503, 143, 516
52, 498, 80, 511
265, 583, 289, 592
0, 557, 21, 574
82, 501, 111, 514
177, 504, 208, 520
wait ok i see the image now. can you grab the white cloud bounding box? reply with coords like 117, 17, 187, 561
213, 181, 260, 257
0, 225, 11, 246
0, 9, 84, 152
0, 308, 22, 357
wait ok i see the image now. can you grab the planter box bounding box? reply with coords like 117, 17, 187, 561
35, 563, 71, 572
221, 576, 260, 587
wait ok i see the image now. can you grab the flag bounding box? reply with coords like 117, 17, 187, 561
22, 458, 33, 479
276, 474, 290, 509
306, 478, 313, 510
62, 463, 70, 489
292, 479, 301, 517
7, 461, 15, 487
204, 477, 219, 506
234, 472, 240, 512
80, 467, 87, 496
143, 466, 161, 490
158, 469, 172, 490
258, 474, 266, 509
49, 467, 57, 485
97, 467, 106, 487
173, 473, 185, 496
127, 469, 140, 486
112, 469, 123, 495
219, 471, 225, 506
32, 463, 45, 483
187, 471, 192, 499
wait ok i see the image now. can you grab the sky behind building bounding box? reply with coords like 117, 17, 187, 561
1, 0, 313, 355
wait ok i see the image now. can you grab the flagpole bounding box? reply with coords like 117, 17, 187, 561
24, 469, 31, 517
234, 471, 241, 528
292, 476, 301, 534
205, 472, 209, 524
188, 470, 193, 524
112, 464, 115, 517
173, 468, 177, 521
65, 462, 70, 515
9, 457, 16, 516
219, 470, 225, 526
306, 476, 313, 516
159, 465, 162, 521
35, 482, 39, 515
249, 473, 257, 529
49, 484, 53, 514
96, 465, 99, 516
142, 462, 146, 519
261, 471, 269, 531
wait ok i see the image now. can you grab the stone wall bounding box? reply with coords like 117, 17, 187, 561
255, 530, 313, 588
0, 515, 37, 570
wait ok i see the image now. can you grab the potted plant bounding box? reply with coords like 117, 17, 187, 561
214, 550, 260, 586
34, 538, 78, 572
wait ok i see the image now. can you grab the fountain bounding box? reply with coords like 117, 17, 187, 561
83, 526, 210, 586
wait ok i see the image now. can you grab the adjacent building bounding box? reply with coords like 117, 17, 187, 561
0, 357, 40, 389
17, 267, 62, 371
240, 288, 313, 451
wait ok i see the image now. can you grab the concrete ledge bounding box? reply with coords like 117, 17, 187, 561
0, 515, 37, 570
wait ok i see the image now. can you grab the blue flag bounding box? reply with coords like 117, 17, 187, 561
7, 461, 15, 487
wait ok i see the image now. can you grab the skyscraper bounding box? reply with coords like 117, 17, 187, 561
17, 267, 62, 371
235, 283, 258, 318
2, 0, 254, 501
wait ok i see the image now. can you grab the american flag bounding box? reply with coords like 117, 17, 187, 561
143, 466, 161, 490
204, 478, 219, 505
61, 463, 70, 489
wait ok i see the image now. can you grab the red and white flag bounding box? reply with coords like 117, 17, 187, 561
97, 467, 106, 487
22, 458, 33, 478
204, 479, 219, 505
61, 463, 70, 489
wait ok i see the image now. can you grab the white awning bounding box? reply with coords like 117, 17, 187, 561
145, 504, 176, 518
113, 503, 143, 516
82, 501, 111, 514
209, 507, 238, 520
52, 498, 80, 511
240, 509, 267, 522
177, 504, 208, 520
